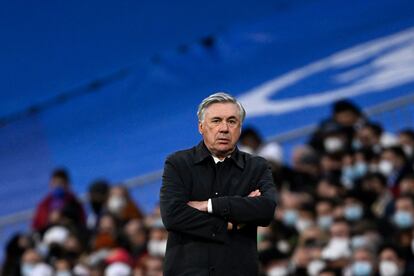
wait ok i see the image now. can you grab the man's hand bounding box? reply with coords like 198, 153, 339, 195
187, 200, 208, 212
248, 189, 261, 197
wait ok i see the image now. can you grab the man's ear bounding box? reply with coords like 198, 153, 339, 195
198, 121, 203, 135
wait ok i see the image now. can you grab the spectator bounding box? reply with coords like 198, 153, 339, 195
32, 168, 85, 232
392, 195, 414, 231
309, 99, 366, 153
355, 122, 383, 152
106, 185, 143, 224
1, 233, 33, 276
348, 247, 377, 276
87, 179, 110, 230
400, 174, 414, 197
398, 129, 414, 162
20, 248, 42, 276
238, 127, 263, 154
378, 244, 406, 276
380, 146, 413, 195
360, 173, 393, 218
122, 219, 148, 259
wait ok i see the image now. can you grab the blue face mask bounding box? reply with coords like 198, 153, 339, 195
56, 271, 72, 276
393, 210, 414, 229
282, 209, 298, 226
317, 215, 333, 230
21, 263, 34, 276
342, 166, 355, 184
51, 186, 66, 198
351, 235, 368, 249
352, 261, 372, 276
344, 205, 363, 221
354, 162, 368, 178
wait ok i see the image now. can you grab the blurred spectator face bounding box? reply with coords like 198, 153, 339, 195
393, 197, 414, 229
400, 176, 414, 195
344, 198, 364, 222
124, 219, 147, 258
316, 201, 334, 230
316, 180, 341, 199
239, 128, 262, 153
351, 248, 375, 276
398, 131, 414, 158
362, 174, 387, 195
88, 180, 109, 215
357, 126, 380, 148
295, 209, 315, 233
334, 110, 359, 127
378, 248, 404, 276
147, 226, 168, 257
320, 154, 342, 174
291, 145, 319, 176
143, 256, 163, 276
54, 258, 72, 276
50, 175, 69, 191
379, 149, 404, 175
20, 249, 42, 276
63, 234, 83, 261
99, 214, 117, 234
107, 186, 128, 215
330, 221, 350, 239
94, 214, 118, 250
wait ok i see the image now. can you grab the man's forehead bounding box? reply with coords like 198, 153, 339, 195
204, 102, 239, 118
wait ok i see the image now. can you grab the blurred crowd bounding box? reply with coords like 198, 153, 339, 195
2, 99, 414, 276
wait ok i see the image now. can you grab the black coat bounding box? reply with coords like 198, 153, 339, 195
160, 142, 277, 276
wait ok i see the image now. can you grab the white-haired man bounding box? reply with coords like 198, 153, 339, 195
160, 92, 277, 275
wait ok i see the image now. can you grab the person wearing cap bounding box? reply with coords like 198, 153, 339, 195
160, 92, 277, 275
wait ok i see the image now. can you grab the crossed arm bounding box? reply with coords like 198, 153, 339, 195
160, 157, 277, 243
187, 189, 262, 230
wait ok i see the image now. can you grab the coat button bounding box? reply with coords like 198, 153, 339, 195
215, 192, 218, 195
212, 233, 216, 237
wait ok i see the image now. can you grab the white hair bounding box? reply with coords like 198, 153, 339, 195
197, 92, 246, 122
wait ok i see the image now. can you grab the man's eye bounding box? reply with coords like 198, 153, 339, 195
211, 119, 220, 123
228, 120, 237, 125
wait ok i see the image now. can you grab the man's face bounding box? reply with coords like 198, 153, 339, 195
199, 102, 241, 158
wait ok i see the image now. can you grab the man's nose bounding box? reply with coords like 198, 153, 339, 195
218, 121, 229, 132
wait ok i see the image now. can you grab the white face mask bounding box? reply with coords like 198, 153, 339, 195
295, 219, 313, 233
402, 145, 414, 158
379, 160, 394, 176
147, 239, 167, 257
379, 260, 400, 276
107, 196, 127, 214
307, 259, 325, 276
321, 237, 351, 260
324, 137, 344, 153
267, 266, 289, 276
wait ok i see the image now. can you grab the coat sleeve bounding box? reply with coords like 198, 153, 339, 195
210, 161, 277, 226
160, 156, 229, 243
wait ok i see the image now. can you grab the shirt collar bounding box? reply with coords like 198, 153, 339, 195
194, 141, 245, 169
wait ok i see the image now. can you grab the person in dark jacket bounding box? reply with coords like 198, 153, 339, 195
32, 169, 85, 232
160, 92, 277, 276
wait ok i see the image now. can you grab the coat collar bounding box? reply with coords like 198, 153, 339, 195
194, 141, 245, 169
